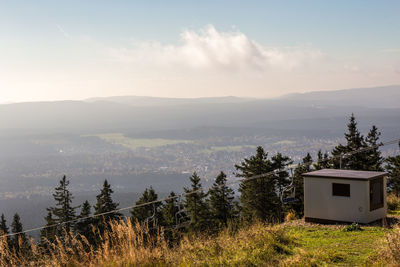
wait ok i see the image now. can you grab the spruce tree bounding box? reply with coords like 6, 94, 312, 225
269, 153, 292, 220
48, 175, 78, 234
0, 214, 9, 244
160, 191, 180, 242
314, 150, 330, 170
40, 211, 57, 245
130, 187, 162, 230
236, 146, 279, 222
79, 200, 92, 218
291, 153, 313, 216
94, 180, 121, 231
75, 200, 95, 242
161, 192, 179, 228
331, 114, 367, 170
271, 153, 293, 195
184, 172, 210, 233
365, 125, 384, 171
0, 213, 8, 235
10, 213, 29, 254
208, 172, 237, 230
386, 142, 400, 196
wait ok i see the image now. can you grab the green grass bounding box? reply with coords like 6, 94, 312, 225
388, 210, 400, 215
2, 218, 393, 266
86, 133, 192, 149
173, 222, 389, 266
283, 224, 387, 266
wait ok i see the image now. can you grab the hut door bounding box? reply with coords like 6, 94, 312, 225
370, 177, 384, 211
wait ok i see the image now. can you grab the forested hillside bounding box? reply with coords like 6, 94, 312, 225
1, 114, 400, 266
0, 86, 400, 236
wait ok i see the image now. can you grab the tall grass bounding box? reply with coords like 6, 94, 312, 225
0, 220, 293, 266
385, 225, 400, 264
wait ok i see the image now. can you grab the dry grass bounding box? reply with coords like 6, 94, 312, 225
284, 210, 297, 222
0, 220, 293, 267
173, 223, 293, 266
385, 225, 400, 265
0, 221, 169, 266
2, 218, 398, 266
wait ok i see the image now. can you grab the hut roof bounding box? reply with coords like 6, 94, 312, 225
303, 169, 387, 181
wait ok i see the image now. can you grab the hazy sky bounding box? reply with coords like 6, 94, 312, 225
1, 0, 400, 102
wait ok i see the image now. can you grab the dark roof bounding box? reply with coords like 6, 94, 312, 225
303, 169, 387, 181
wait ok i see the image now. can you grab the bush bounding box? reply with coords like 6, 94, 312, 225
387, 194, 400, 212
342, 223, 362, 232
285, 210, 297, 222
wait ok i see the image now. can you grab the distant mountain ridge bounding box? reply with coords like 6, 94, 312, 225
279, 85, 400, 108
85, 95, 255, 106
0, 85, 399, 135
84, 85, 400, 108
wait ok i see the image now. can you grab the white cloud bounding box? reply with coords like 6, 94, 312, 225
343, 64, 361, 72
108, 25, 322, 72
56, 24, 70, 39
4, 24, 398, 102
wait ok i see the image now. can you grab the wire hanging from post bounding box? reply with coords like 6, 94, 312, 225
280, 168, 297, 204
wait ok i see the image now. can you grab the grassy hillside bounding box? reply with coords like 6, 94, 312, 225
2, 218, 398, 266
282, 222, 387, 266
170, 221, 391, 266
3, 195, 400, 266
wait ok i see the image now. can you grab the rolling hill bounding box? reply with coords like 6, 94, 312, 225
0, 85, 399, 136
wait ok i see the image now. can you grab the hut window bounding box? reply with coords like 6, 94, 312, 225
370, 177, 384, 211
332, 183, 350, 197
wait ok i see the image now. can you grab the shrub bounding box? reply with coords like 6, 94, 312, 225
285, 210, 297, 222
342, 223, 362, 232
387, 194, 400, 212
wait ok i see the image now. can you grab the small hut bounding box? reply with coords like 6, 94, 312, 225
302, 169, 387, 224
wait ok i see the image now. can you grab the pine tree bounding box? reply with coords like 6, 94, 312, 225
271, 153, 293, 194
0, 214, 9, 244
161, 192, 179, 227
331, 114, 367, 170
80, 200, 92, 218
271, 153, 293, 220
386, 142, 400, 196
291, 153, 313, 216
365, 125, 384, 171
160, 191, 180, 242
208, 172, 237, 231
40, 211, 57, 245
94, 180, 121, 231
48, 175, 78, 234
236, 146, 279, 222
75, 200, 95, 242
131, 187, 162, 230
314, 150, 330, 170
0, 213, 8, 235
184, 172, 210, 233
10, 213, 29, 254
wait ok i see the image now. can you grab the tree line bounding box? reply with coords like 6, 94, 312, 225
1, 114, 400, 252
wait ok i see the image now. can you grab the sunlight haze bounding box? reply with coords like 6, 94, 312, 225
1, 0, 400, 102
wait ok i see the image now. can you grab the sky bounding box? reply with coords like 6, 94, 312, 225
0, 0, 400, 103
